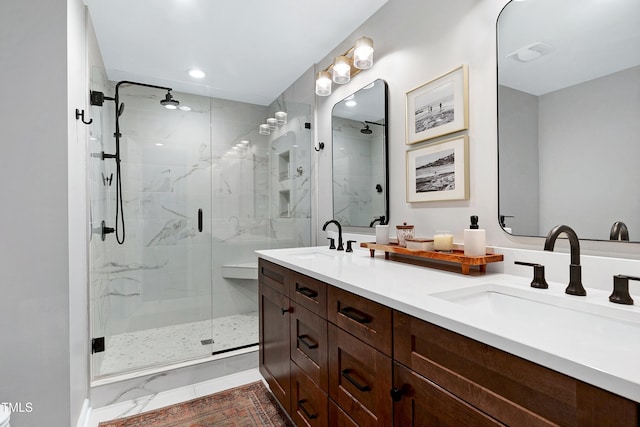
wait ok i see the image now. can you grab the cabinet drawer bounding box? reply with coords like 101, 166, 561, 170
328, 399, 359, 427
327, 286, 392, 356
291, 362, 328, 426
259, 258, 289, 296
290, 270, 327, 318
290, 302, 328, 392
394, 310, 639, 427
393, 361, 505, 427
328, 324, 392, 427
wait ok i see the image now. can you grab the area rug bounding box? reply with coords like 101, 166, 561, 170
99, 381, 293, 427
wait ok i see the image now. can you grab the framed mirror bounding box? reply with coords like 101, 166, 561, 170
497, 0, 640, 242
332, 79, 389, 228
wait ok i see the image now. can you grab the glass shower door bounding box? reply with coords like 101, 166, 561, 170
89, 76, 213, 379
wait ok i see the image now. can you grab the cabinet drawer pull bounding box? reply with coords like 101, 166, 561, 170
281, 307, 291, 315
296, 286, 318, 299
339, 306, 372, 324
297, 334, 319, 349
341, 369, 371, 392
297, 399, 318, 419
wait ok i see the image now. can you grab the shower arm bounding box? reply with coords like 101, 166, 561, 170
97, 81, 175, 162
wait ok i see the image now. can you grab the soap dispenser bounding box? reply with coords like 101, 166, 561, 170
464, 215, 486, 257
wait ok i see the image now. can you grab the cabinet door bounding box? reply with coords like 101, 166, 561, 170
291, 362, 328, 426
328, 324, 392, 427
259, 281, 292, 414
290, 302, 328, 392
327, 286, 392, 356
393, 362, 505, 427
328, 399, 359, 427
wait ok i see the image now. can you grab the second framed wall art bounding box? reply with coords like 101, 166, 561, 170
405, 64, 469, 145
406, 135, 469, 203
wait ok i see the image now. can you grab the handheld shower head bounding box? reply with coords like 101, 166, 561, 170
160, 91, 179, 109
118, 103, 125, 116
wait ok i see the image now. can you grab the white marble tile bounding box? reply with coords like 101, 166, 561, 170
89, 369, 261, 427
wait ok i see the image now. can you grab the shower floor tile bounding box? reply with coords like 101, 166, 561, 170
96, 312, 258, 378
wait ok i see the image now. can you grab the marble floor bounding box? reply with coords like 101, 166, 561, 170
95, 312, 258, 378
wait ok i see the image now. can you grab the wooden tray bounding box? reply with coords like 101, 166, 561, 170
360, 242, 503, 275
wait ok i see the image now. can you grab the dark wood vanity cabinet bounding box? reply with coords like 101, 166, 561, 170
259, 258, 639, 426
393, 310, 639, 427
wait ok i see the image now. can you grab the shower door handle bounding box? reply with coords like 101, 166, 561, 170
198, 209, 203, 232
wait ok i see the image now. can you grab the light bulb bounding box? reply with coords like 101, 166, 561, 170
315, 71, 332, 96
353, 37, 374, 70
332, 56, 351, 84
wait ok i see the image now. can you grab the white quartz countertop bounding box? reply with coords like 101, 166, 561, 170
256, 246, 640, 402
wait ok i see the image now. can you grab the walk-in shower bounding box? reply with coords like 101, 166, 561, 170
88, 67, 312, 381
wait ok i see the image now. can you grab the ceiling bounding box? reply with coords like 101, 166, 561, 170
498, 0, 640, 96
84, 0, 388, 106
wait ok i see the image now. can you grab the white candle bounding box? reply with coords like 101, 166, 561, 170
434, 232, 453, 252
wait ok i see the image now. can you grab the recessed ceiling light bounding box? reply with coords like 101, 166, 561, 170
179, 105, 191, 111
188, 69, 206, 79
155, 143, 163, 146
345, 100, 357, 107
240, 140, 250, 145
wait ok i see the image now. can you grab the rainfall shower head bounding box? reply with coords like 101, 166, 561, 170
360, 123, 372, 134
160, 91, 179, 109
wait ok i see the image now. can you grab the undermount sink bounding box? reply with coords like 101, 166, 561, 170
289, 251, 335, 260
432, 284, 640, 344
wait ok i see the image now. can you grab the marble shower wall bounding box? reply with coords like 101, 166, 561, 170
89, 82, 312, 348
332, 117, 385, 226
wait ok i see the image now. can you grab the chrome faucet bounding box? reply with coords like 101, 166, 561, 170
609, 221, 629, 241
543, 225, 586, 296
322, 219, 344, 251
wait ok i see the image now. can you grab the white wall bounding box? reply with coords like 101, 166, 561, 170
314, 0, 640, 258
538, 65, 640, 239
0, 0, 89, 425
498, 85, 539, 235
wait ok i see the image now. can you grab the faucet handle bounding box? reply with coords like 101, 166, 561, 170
327, 237, 336, 250
346, 240, 357, 252
609, 275, 639, 305
514, 261, 549, 289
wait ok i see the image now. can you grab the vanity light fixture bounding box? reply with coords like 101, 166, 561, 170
315, 71, 332, 96
259, 110, 288, 135
332, 56, 351, 84
275, 111, 287, 125
353, 36, 374, 69
315, 37, 375, 96
259, 124, 270, 135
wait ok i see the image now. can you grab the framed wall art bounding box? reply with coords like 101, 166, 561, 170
406, 135, 469, 202
406, 64, 469, 145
